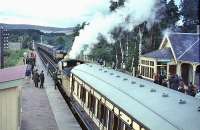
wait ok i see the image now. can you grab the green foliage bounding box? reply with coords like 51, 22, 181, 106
4, 49, 27, 67
73, 22, 87, 38
180, 0, 200, 32
109, 0, 125, 11
165, 0, 180, 28
56, 36, 65, 45
8, 29, 73, 51
8, 29, 42, 49
8, 29, 42, 42
89, 35, 114, 62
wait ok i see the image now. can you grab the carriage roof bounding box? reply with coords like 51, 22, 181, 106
71, 63, 200, 130
37, 43, 54, 49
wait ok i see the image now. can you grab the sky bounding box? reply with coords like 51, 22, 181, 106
0, 0, 180, 28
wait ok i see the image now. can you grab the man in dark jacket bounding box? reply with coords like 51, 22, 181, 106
53, 71, 58, 90
39, 70, 45, 88
33, 69, 40, 87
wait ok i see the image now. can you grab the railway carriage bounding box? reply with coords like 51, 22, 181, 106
62, 63, 200, 130
36, 43, 66, 60
58, 59, 85, 96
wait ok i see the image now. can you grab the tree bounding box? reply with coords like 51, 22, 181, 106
165, 0, 180, 29
109, 0, 125, 11
56, 36, 65, 45
89, 34, 114, 63
73, 22, 87, 38
180, 0, 200, 32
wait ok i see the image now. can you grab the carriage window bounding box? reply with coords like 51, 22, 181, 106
113, 114, 119, 130
125, 124, 132, 130
103, 107, 108, 127
77, 84, 80, 97
97, 102, 108, 127
118, 119, 125, 130
97, 100, 101, 120
87, 92, 91, 108
71, 79, 75, 92
108, 110, 114, 130
89, 94, 96, 114
80, 87, 86, 103
100, 104, 105, 123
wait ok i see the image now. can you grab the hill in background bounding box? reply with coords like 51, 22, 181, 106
0, 23, 74, 34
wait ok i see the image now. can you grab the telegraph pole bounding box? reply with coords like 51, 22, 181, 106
40, 35, 43, 44
0, 26, 9, 69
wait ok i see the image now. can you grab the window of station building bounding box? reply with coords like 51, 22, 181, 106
150, 61, 154, 66
140, 66, 154, 79
149, 68, 154, 79
141, 60, 145, 65
145, 67, 149, 77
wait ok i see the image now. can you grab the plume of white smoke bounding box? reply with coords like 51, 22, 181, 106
68, 0, 157, 59
162, 28, 173, 37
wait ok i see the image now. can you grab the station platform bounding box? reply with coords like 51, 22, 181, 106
21, 52, 82, 130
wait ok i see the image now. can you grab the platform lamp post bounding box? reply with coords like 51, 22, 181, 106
0, 26, 9, 69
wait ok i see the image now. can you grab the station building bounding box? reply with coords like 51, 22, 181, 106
139, 33, 200, 87
0, 65, 26, 130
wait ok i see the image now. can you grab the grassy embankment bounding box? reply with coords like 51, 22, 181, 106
4, 49, 27, 67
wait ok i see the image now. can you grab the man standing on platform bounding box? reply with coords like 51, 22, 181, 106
53, 71, 58, 90
46, 62, 50, 75
33, 69, 40, 87
39, 70, 45, 88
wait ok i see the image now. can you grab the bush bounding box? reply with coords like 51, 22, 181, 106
4, 49, 27, 67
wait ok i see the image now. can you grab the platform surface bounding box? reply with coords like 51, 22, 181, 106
21, 51, 82, 130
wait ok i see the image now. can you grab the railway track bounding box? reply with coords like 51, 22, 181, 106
37, 48, 57, 75
37, 49, 90, 130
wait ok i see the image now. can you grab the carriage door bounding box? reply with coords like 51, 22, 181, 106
113, 114, 119, 130
108, 110, 114, 130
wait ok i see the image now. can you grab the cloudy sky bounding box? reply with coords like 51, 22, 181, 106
0, 0, 180, 28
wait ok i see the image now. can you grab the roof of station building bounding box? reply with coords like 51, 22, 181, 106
72, 63, 200, 130
142, 48, 173, 60
168, 33, 199, 61
142, 33, 200, 63
0, 65, 26, 90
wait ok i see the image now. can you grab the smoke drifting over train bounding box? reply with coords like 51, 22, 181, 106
68, 0, 157, 59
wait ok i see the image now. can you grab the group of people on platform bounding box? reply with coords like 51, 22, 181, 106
154, 73, 199, 97
25, 52, 45, 88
